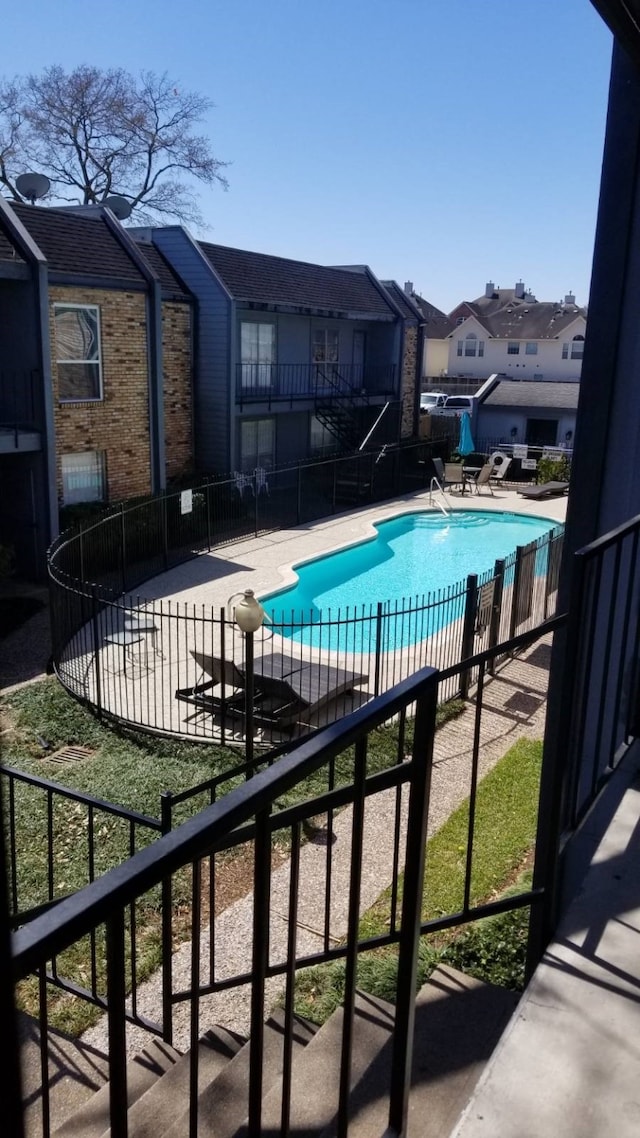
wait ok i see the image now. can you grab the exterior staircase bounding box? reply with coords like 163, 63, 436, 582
27, 966, 518, 1138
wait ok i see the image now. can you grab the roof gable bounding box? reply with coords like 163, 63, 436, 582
9, 202, 147, 286
198, 242, 396, 317
482, 380, 580, 409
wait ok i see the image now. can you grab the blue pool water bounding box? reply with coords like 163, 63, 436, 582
263, 510, 560, 650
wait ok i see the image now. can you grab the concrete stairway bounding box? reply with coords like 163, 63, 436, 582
31, 966, 518, 1138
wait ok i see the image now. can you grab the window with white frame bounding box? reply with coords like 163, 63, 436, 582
457, 333, 484, 358
54, 305, 103, 401
507, 342, 520, 355
240, 417, 275, 473
60, 451, 106, 505
525, 342, 538, 355
240, 322, 276, 388
312, 328, 339, 364
562, 335, 585, 360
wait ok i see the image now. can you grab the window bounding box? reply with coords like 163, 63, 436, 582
507, 342, 520, 355
60, 451, 106, 505
457, 333, 484, 358
312, 328, 339, 364
310, 415, 337, 455
240, 417, 275, 472
562, 335, 585, 360
241, 322, 276, 388
54, 305, 102, 401
525, 342, 538, 355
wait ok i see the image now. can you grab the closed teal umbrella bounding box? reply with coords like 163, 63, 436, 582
458, 411, 475, 457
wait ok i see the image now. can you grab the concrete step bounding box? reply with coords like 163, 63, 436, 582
99, 1026, 245, 1138
319, 965, 519, 1138
239, 989, 397, 1138
162, 1009, 317, 1138
51, 1037, 181, 1138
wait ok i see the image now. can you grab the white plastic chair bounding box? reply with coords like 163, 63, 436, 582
255, 467, 270, 495
234, 471, 254, 497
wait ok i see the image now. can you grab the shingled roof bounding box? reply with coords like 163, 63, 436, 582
10, 202, 147, 285
482, 380, 580, 409
379, 280, 419, 320
477, 302, 586, 340
0, 223, 25, 265
412, 296, 455, 338
133, 239, 191, 300
198, 242, 395, 316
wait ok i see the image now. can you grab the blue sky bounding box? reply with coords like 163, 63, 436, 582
1, 0, 612, 312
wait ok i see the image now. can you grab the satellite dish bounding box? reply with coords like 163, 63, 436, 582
15, 172, 51, 204
103, 195, 132, 220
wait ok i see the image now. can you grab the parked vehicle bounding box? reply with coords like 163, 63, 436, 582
420, 391, 448, 412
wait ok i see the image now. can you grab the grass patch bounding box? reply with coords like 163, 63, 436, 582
293, 738, 542, 1024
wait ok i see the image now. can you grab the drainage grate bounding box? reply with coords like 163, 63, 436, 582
45, 745, 95, 767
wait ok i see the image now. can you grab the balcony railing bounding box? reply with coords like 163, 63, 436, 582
0, 368, 41, 446
6, 509, 640, 1136
235, 362, 397, 407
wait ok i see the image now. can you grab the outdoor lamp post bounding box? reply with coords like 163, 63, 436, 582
228, 589, 266, 766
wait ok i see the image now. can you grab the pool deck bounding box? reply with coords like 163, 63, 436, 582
137, 484, 568, 616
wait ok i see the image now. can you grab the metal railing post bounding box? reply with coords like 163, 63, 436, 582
206, 478, 212, 552
509, 545, 525, 643
460, 574, 478, 698
388, 672, 438, 1136
160, 791, 174, 1046
119, 503, 127, 595
91, 585, 103, 721
296, 463, 302, 526
488, 559, 505, 675
374, 601, 384, 697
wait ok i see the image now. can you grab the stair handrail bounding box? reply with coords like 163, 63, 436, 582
359, 402, 391, 452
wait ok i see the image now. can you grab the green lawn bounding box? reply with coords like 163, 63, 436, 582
293, 737, 542, 1024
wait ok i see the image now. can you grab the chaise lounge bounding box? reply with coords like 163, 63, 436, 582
518, 481, 569, 499
176, 650, 369, 732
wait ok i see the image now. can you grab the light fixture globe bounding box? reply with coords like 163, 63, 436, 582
228, 588, 266, 634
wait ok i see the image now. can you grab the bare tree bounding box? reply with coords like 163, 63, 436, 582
0, 65, 228, 224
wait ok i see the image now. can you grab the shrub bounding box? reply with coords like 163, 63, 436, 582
537, 455, 571, 484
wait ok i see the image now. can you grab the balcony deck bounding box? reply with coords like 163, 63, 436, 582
452, 741, 640, 1138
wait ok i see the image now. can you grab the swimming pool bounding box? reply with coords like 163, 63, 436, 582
263, 510, 561, 651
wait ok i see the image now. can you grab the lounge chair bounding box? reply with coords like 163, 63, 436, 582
518, 481, 569, 499
176, 650, 369, 732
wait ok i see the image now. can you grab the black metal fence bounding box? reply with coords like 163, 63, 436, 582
8, 509, 640, 1137
49, 448, 564, 745
8, 618, 559, 1138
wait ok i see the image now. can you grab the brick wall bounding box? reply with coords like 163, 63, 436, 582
49, 286, 152, 503
400, 324, 418, 437
162, 301, 193, 482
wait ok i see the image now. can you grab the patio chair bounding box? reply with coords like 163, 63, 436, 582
433, 457, 464, 493
255, 467, 270, 495
489, 453, 512, 483
470, 462, 495, 495
234, 471, 254, 498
